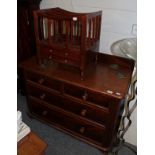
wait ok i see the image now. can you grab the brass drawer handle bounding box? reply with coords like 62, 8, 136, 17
40, 93, 46, 100
42, 110, 47, 116
79, 127, 85, 134
80, 109, 87, 117
38, 78, 45, 84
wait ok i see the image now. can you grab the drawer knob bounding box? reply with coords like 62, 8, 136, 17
49, 55, 52, 59
79, 127, 85, 134
49, 49, 53, 53
82, 93, 87, 100
38, 78, 44, 84
42, 110, 47, 116
65, 59, 68, 63
40, 93, 46, 100
80, 109, 87, 117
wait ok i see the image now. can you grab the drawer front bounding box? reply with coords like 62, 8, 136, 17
27, 84, 108, 126
40, 46, 80, 60
67, 50, 81, 61
40, 46, 64, 57
29, 97, 106, 144
63, 83, 85, 100
86, 90, 110, 112
63, 83, 110, 112
25, 71, 61, 93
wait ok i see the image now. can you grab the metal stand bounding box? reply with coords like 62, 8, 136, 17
111, 68, 137, 155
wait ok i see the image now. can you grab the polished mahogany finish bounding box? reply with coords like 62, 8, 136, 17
19, 52, 134, 154
33, 7, 102, 77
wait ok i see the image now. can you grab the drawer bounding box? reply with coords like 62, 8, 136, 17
40, 46, 64, 58
25, 71, 61, 93
40, 48, 64, 62
39, 46, 80, 66
40, 46, 80, 60
27, 84, 62, 105
29, 98, 106, 144
86, 91, 110, 111
27, 84, 108, 125
40, 51, 80, 67
48, 55, 80, 67
65, 50, 80, 62
63, 83, 85, 100
63, 83, 110, 112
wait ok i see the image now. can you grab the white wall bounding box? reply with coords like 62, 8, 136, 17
40, 0, 137, 146
40, 0, 137, 54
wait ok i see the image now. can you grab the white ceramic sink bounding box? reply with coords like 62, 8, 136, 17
111, 38, 137, 61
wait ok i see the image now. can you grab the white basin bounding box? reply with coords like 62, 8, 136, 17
111, 38, 137, 61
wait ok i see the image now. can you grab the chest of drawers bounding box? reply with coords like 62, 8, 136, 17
19, 53, 134, 154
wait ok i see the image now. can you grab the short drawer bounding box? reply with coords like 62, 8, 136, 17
63, 83, 85, 100
29, 98, 106, 144
40, 50, 80, 67
25, 71, 61, 93
66, 50, 80, 61
40, 46, 80, 61
86, 91, 110, 111
40, 46, 64, 58
39, 46, 80, 66
63, 83, 110, 112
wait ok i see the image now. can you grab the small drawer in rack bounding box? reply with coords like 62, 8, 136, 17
29, 98, 106, 144
66, 50, 80, 61
40, 46, 64, 57
25, 71, 61, 92
39, 46, 81, 66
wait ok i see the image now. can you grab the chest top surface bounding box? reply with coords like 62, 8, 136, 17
19, 53, 134, 99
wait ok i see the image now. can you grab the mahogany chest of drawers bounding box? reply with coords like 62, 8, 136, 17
19, 53, 134, 154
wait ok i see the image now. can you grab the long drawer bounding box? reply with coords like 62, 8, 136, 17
27, 83, 108, 127
28, 97, 107, 145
